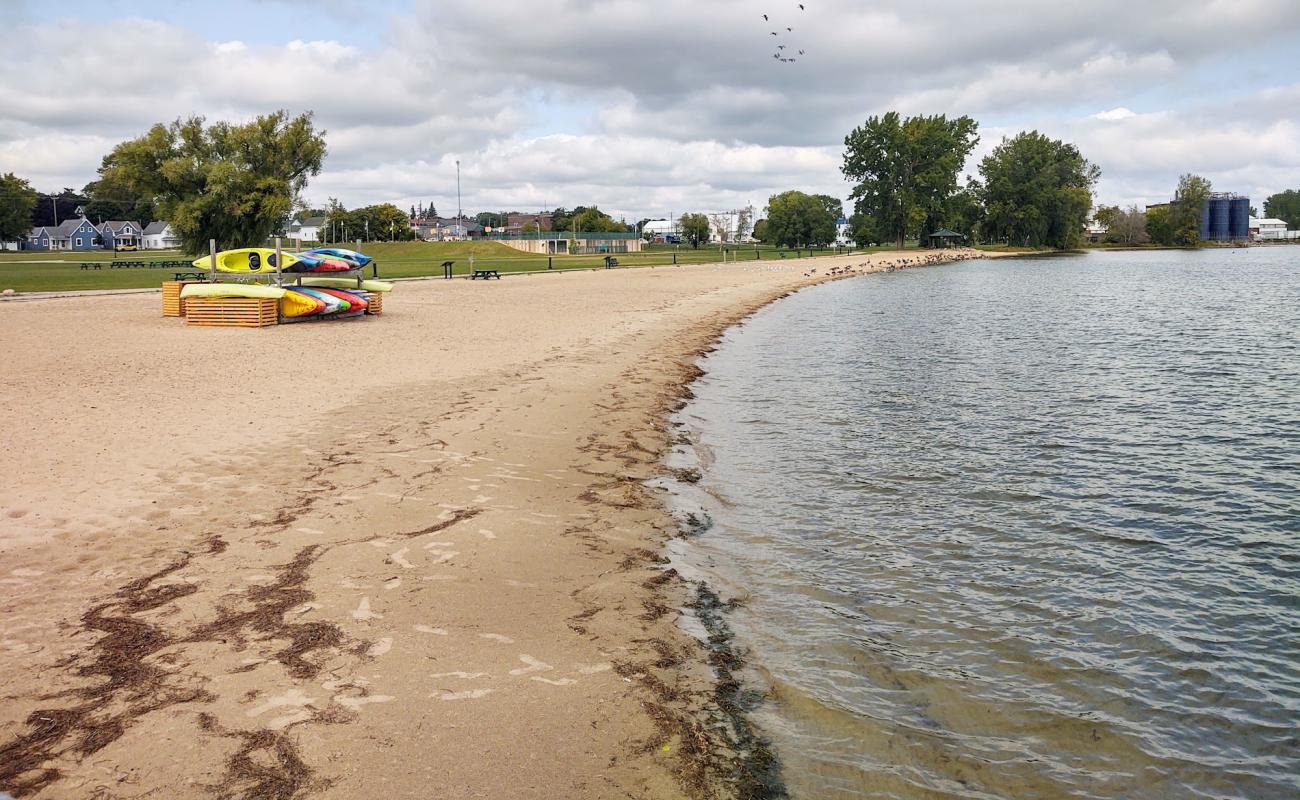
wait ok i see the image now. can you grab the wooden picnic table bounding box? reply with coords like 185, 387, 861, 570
470, 269, 501, 280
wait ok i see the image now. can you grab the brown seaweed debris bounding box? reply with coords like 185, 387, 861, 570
0, 536, 226, 795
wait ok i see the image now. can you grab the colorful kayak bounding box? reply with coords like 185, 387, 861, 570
290, 287, 345, 315
312, 288, 358, 313
180, 283, 286, 300
281, 288, 326, 317
320, 288, 368, 313
300, 277, 393, 293
285, 256, 353, 274
191, 248, 322, 274
306, 247, 373, 267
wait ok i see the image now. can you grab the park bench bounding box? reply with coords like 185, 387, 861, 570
80, 262, 102, 270
603, 256, 619, 269
470, 269, 501, 280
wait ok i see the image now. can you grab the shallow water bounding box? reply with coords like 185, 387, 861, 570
668, 249, 1299, 799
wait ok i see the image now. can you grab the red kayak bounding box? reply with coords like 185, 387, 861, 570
314, 288, 369, 313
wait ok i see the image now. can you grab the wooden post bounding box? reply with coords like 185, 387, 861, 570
208, 239, 216, 283
274, 237, 282, 286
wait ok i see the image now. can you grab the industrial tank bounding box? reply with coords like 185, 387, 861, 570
1229, 197, 1250, 240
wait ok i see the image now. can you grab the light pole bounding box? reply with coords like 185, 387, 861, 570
456, 160, 462, 238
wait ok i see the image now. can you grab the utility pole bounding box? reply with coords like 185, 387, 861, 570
456, 160, 462, 238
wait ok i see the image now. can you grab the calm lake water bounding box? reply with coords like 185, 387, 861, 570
666, 248, 1299, 799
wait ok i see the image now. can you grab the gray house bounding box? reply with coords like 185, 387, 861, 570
100, 220, 143, 250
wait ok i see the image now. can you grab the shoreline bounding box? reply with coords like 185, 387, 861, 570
0, 249, 1009, 798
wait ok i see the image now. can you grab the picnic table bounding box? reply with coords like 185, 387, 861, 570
79, 262, 102, 270
470, 269, 501, 280
174, 271, 207, 281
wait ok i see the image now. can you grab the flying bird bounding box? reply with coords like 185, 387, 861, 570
787, 26, 792, 31
777, 44, 786, 49
770, 31, 778, 35
763, 14, 768, 20
799, 4, 805, 9
798, 49, 805, 54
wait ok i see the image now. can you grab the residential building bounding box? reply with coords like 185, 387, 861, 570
142, 221, 182, 250
287, 216, 325, 243
100, 220, 143, 250
21, 225, 53, 250
835, 217, 852, 246
49, 217, 104, 251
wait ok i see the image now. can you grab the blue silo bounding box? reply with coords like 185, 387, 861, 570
1229, 198, 1250, 240
1208, 196, 1231, 241
1200, 200, 1212, 240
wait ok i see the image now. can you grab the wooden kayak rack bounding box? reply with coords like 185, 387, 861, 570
168, 238, 384, 327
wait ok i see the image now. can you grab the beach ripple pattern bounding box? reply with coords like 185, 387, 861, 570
677, 249, 1299, 799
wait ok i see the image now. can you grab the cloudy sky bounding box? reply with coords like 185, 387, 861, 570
3, 0, 1299, 221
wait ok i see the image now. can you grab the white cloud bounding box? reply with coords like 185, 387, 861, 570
1, 1, 1299, 218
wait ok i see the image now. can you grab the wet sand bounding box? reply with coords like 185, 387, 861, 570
0, 250, 990, 799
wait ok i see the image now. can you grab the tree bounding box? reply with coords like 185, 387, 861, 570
1264, 189, 1300, 228
941, 184, 985, 244
978, 131, 1099, 249
1168, 174, 1211, 246
573, 206, 624, 233
82, 177, 155, 226
842, 112, 979, 249
735, 205, 754, 242
31, 188, 85, 228
1145, 205, 1174, 246
476, 211, 507, 229
751, 218, 769, 243
766, 190, 836, 247
679, 213, 710, 248
814, 195, 844, 221
708, 213, 730, 243
847, 212, 878, 247
1101, 205, 1148, 244
97, 111, 326, 254
0, 173, 39, 242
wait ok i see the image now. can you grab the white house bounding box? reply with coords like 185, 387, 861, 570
287, 216, 325, 243
142, 221, 181, 250
835, 216, 852, 246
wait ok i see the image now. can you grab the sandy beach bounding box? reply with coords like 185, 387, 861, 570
1, 250, 988, 799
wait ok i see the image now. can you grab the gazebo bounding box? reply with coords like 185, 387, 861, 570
928, 229, 965, 248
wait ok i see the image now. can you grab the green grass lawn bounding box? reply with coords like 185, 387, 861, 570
0, 241, 871, 293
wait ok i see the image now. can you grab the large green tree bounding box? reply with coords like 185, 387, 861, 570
941, 184, 985, 244
96, 111, 326, 254
1263, 189, 1300, 228
1145, 206, 1174, 246
679, 213, 710, 248
0, 173, 39, 242
751, 218, 769, 243
1168, 173, 1212, 246
766, 190, 837, 247
323, 201, 415, 242
978, 131, 1099, 249
81, 177, 155, 226
842, 112, 979, 249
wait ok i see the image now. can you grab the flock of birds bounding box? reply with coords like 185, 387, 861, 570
765, 4, 807, 63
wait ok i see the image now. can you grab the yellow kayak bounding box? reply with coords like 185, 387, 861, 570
280, 289, 324, 317
180, 283, 286, 300
191, 248, 318, 274
300, 277, 394, 293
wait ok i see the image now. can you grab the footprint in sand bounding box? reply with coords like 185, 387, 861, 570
340, 578, 368, 589
576, 663, 613, 675
352, 597, 383, 621
335, 693, 396, 711
296, 527, 325, 535
367, 637, 394, 657
509, 655, 553, 676
531, 677, 577, 686
415, 625, 449, 636
436, 689, 494, 701
383, 577, 402, 590
424, 549, 459, 565
431, 671, 489, 679
479, 529, 497, 540
479, 633, 515, 644
388, 548, 415, 569
247, 688, 316, 720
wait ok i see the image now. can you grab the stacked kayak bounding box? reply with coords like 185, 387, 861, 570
182, 246, 387, 323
